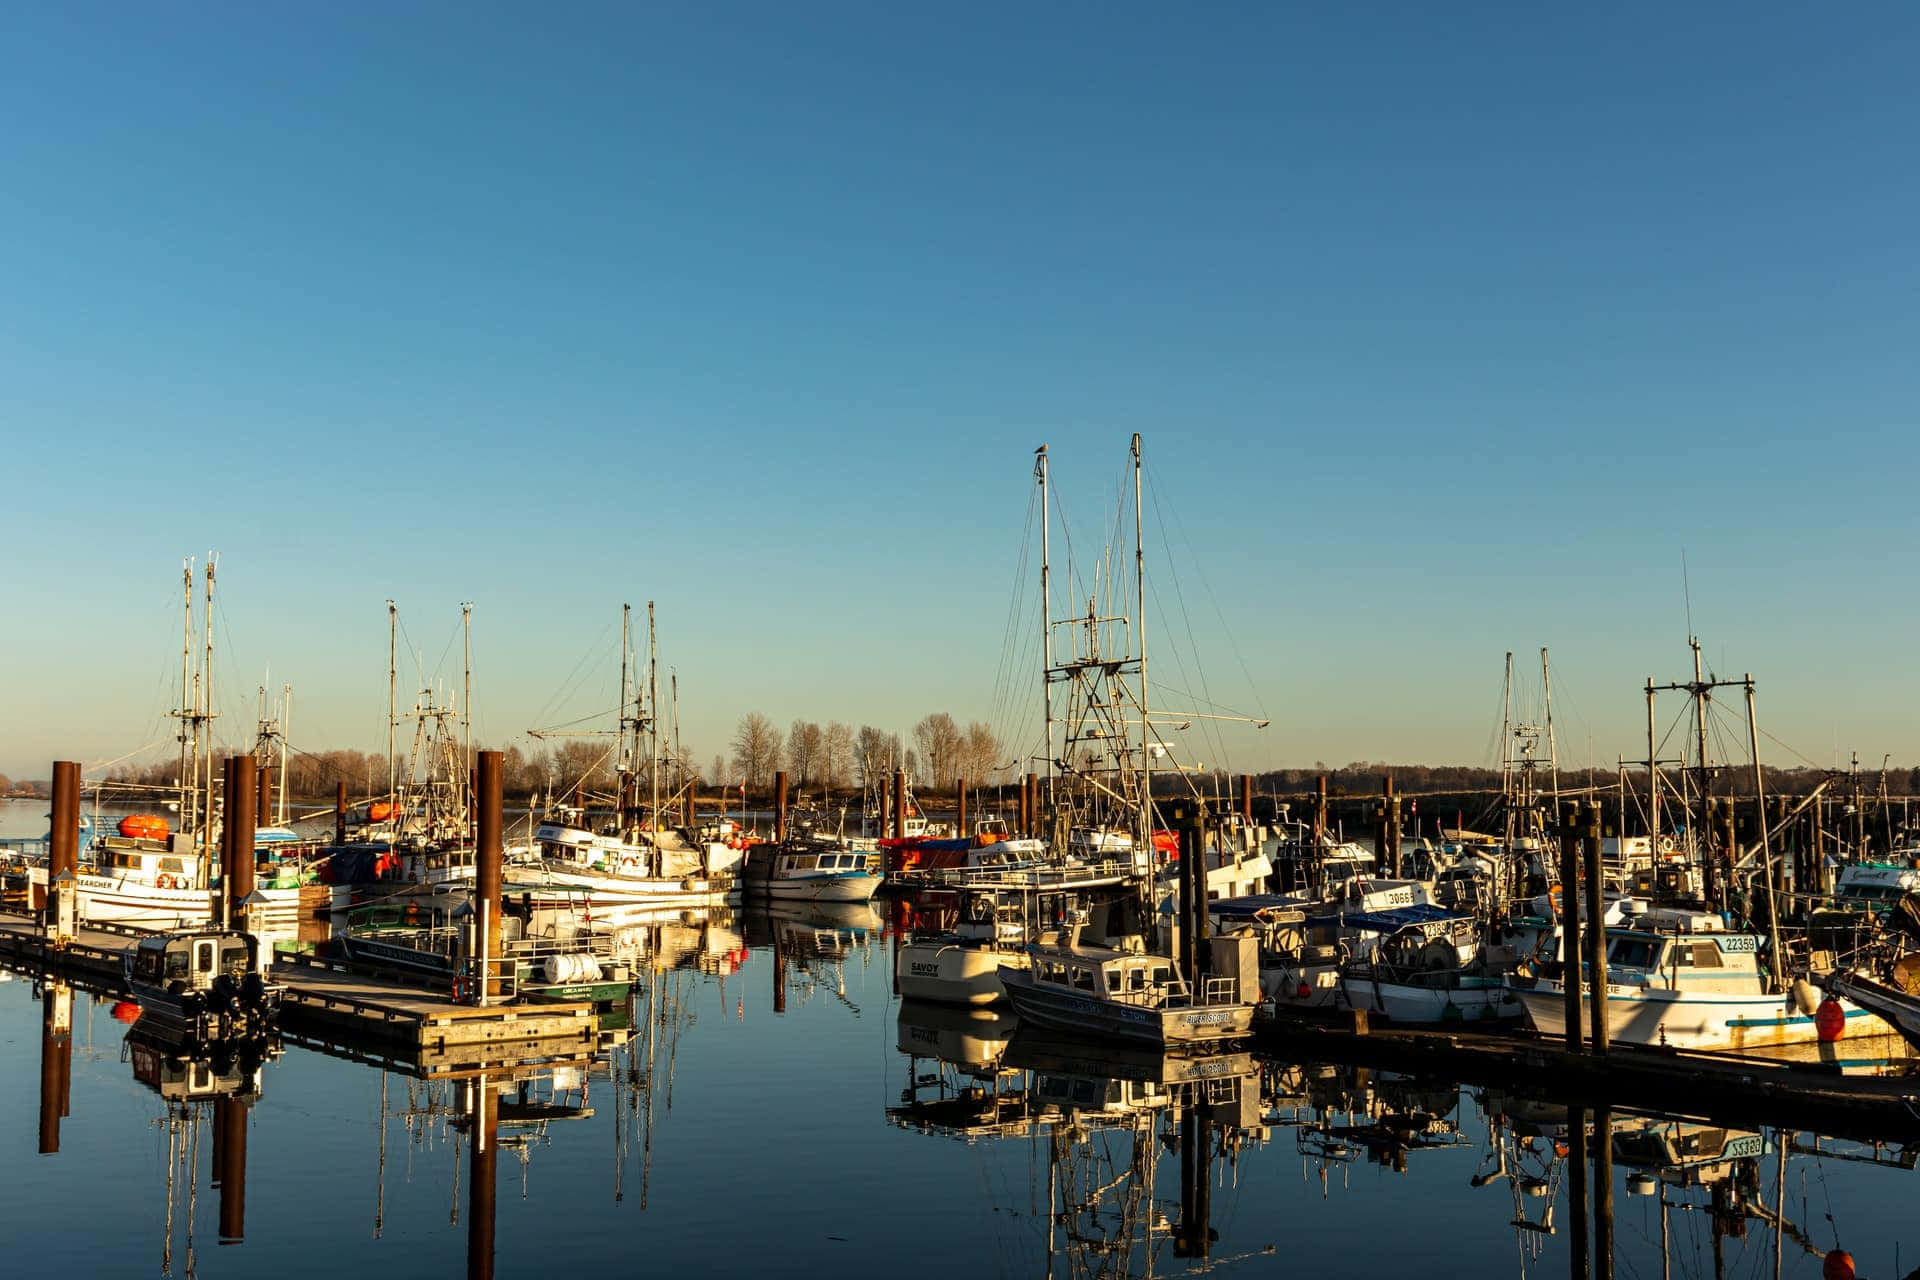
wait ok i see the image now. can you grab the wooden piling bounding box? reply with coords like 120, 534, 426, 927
467, 1078, 498, 1280
773, 929, 787, 1015
1239, 775, 1253, 825
231, 756, 257, 930
1567, 1104, 1591, 1280
335, 780, 348, 845
255, 765, 272, 832
475, 751, 503, 1002
1582, 800, 1609, 1055
1385, 774, 1402, 878
955, 776, 967, 839
892, 771, 907, 841
37, 984, 69, 1155
49, 760, 80, 882
774, 771, 789, 844
1175, 804, 1208, 983
1313, 775, 1328, 895
1025, 772, 1039, 837
1592, 1102, 1614, 1280
216, 1095, 248, 1244
1558, 801, 1584, 1052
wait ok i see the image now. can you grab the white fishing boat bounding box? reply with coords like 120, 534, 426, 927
1509, 911, 1886, 1050
998, 933, 1260, 1046
81, 827, 304, 929
743, 846, 881, 902
1336, 908, 1523, 1024
897, 891, 1034, 1005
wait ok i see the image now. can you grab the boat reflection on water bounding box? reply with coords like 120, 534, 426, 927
746, 901, 884, 1016
125, 1016, 283, 1267
891, 1013, 1265, 1270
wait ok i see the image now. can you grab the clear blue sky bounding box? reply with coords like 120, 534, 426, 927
5, 4, 1918, 784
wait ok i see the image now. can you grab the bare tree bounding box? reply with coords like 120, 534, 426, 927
855, 725, 889, 787
731, 713, 784, 789
709, 754, 726, 786
786, 719, 824, 786
822, 722, 854, 791
913, 713, 962, 788
961, 721, 1001, 783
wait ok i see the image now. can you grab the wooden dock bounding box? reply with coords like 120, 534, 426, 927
271, 952, 598, 1077
0, 910, 598, 1078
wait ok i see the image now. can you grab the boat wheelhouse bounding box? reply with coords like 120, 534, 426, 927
124, 927, 283, 1039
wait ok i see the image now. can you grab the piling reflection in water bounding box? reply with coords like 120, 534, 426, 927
38, 979, 71, 1155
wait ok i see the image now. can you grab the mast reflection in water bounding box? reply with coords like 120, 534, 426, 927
3, 902, 1916, 1277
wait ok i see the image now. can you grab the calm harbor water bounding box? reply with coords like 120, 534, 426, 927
1, 799, 1915, 1278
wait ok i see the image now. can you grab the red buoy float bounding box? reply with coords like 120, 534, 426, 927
118, 814, 170, 840
110, 1001, 142, 1024
1823, 1249, 1856, 1280
369, 802, 397, 822
1815, 997, 1846, 1042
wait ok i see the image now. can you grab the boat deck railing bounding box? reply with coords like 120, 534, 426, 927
901, 859, 1141, 892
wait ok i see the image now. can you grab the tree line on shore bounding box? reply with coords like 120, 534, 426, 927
40, 748, 1920, 806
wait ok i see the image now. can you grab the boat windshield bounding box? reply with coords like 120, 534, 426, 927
1606, 935, 1666, 971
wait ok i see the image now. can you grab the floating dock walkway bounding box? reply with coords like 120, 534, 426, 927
0, 910, 598, 1079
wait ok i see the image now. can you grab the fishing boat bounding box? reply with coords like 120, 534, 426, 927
123, 927, 284, 1039
898, 891, 1032, 1005
1508, 910, 1885, 1049
742, 810, 883, 901
998, 932, 1260, 1046
743, 846, 881, 901
1337, 907, 1523, 1024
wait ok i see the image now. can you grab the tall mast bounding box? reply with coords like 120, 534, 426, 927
1499, 652, 1514, 849
280, 684, 292, 826
177, 558, 194, 834
1133, 433, 1149, 848
1745, 677, 1782, 990
202, 555, 218, 858
671, 670, 682, 812
462, 602, 473, 828
647, 602, 660, 875
1691, 635, 1711, 815
618, 604, 632, 831
1646, 677, 1660, 863
387, 601, 398, 807
1037, 446, 1053, 820
1541, 648, 1560, 810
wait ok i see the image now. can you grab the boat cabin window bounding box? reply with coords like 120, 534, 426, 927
1070, 966, 1096, 993
194, 940, 217, 974
159, 857, 186, 874
1687, 942, 1723, 968
1606, 936, 1665, 970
